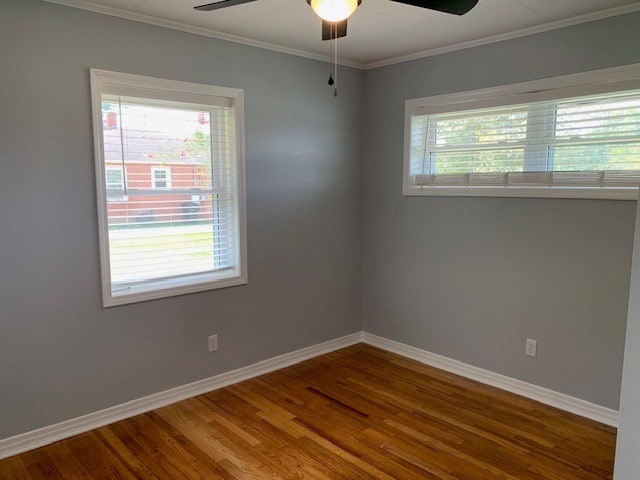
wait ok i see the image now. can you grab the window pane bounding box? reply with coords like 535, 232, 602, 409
555, 96, 640, 141
435, 109, 528, 147
414, 107, 529, 177
152, 169, 169, 189
434, 148, 525, 175
554, 144, 640, 171
553, 95, 640, 171
408, 88, 640, 191
102, 100, 227, 286
108, 195, 217, 284
106, 168, 123, 189
93, 70, 246, 306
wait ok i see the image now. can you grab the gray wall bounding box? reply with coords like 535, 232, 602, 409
362, 13, 640, 409
615, 192, 640, 479
0, 0, 363, 438
2, 0, 639, 443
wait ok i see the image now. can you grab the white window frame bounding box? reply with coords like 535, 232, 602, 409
90, 69, 248, 307
151, 166, 171, 190
403, 64, 640, 200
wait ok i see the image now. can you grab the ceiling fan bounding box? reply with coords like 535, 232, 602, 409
194, 0, 479, 41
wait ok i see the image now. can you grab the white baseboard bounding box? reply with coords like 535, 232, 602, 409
0, 330, 618, 460
362, 332, 619, 428
0, 332, 363, 460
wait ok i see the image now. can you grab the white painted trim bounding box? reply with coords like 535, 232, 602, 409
105, 274, 249, 307
403, 64, 640, 200
90, 69, 249, 308
41, 0, 364, 69
42, 0, 640, 71
0, 330, 618, 459
362, 332, 619, 427
403, 186, 640, 200
363, 3, 640, 70
0, 332, 363, 460
90, 69, 113, 307
95, 68, 243, 101
405, 64, 640, 112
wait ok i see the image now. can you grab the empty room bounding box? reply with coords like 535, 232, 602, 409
2, 0, 640, 478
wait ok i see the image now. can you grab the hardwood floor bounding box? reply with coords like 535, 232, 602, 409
0, 344, 617, 479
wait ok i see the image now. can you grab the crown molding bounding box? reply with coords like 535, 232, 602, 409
363, 2, 640, 69
41, 0, 366, 69
42, 0, 640, 71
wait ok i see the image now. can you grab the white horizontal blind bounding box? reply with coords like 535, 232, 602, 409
409, 89, 640, 190
100, 95, 238, 296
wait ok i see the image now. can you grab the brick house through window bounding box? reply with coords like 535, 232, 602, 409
103, 127, 213, 226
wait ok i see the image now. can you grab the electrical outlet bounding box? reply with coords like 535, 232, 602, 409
525, 338, 537, 357
208, 334, 218, 352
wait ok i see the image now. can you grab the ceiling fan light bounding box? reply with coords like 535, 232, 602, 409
310, 0, 357, 22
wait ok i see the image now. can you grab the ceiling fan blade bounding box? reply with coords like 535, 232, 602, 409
388, 0, 478, 15
322, 19, 348, 41
194, 0, 259, 11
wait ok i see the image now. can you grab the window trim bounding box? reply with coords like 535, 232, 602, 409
150, 166, 172, 190
403, 63, 640, 200
90, 69, 247, 307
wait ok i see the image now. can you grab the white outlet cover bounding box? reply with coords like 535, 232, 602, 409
525, 338, 537, 357
208, 334, 218, 352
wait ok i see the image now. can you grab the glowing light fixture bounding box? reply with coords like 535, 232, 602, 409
310, 0, 358, 22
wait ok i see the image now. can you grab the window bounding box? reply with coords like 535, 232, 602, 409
91, 69, 247, 307
105, 166, 124, 190
404, 66, 640, 199
151, 167, 171, 189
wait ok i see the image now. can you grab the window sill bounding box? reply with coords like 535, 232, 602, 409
403, 186, 639, 200
103, 270, 248, 307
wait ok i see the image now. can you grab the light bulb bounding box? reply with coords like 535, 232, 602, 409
310, 0, 358, 22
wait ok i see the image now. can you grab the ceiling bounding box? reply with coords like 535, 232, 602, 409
46, 0, 640, 68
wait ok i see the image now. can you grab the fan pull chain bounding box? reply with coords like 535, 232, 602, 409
333, 32, 338, 97
328, 26, 334, 87
327, 23, 338, 97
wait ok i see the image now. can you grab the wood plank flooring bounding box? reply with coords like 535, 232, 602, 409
0, 344, 617, 479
